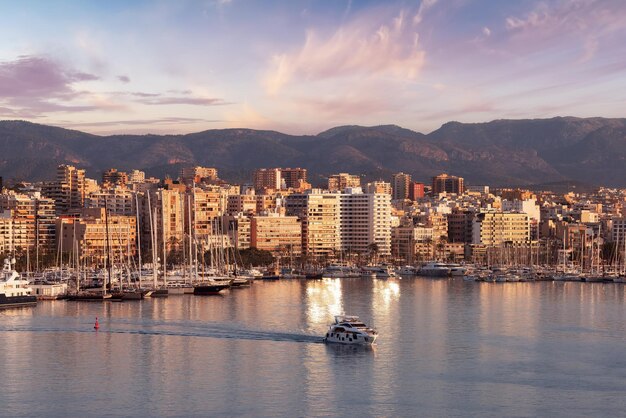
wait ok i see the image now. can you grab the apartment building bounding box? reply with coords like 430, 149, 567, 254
432, 173, 464, 196
0, 192, 56, 254
250, 214, 302, 255
44, 164, 86, 214
472, 211, 530, 246
57, 208, 137, 264
392, 172, 412, 200
328, 173, 361, 192
286, 188, 391, 258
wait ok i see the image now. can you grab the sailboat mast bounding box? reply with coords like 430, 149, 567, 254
161, 191, 167, 287
147, 192, 157, 289
135, 193, 142, 289
104, 198, 112, 295
192, 183, 198, 280
188, 194, 193, 282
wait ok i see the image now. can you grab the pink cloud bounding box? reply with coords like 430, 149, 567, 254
0, 55, 97, 98
0, 55, 100, 116
265, 9, 426, 94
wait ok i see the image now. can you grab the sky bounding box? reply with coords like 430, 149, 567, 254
0, 0, 625, 135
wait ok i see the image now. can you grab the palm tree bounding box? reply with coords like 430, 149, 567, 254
424, 237, 434, 261
437, 235, 448, 261
368, 243, 379, 264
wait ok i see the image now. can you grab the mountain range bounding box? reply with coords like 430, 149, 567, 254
0, 116, 624, 188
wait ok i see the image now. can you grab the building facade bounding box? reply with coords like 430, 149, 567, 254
250, 214, 302, 255
472, 211, 530, 246
392, 172, 412, 200
432, 173, 465, 196
328, 173, 361, 192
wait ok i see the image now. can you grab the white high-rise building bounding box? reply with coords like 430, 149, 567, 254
285, 187, 392, 258
339, 188, 391, 256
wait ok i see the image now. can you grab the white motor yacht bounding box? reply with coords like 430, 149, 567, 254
323, 315, 378, 345
447, 263, 467, 276
418, 262, 451, 277
0, 258, 37, 308
362, 265, 397, 279
323, 264, 348, 278
396, 266, 417, 276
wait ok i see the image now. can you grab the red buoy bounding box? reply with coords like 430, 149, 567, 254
94, 317, 100, 330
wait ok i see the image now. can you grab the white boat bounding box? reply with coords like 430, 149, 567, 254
0, 258, 37, 309
362, 265, 397, 279
239, 268, 263, 279
447, 264, 467, 276
323, 315, 378, 345
280, 268, 305, 279
396, 266, 417, 276
323, 264, 361, 278
418, 262, 451, 277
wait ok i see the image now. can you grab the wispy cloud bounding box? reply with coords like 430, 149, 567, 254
103, 90, 228, 106
497, 0, 626, 75
136, 96, 229, 106
59, 117, 220, 128
117, 75, 130, 83
504, 0, 626, 43
264, 8, 426, 94
413, 0, 437, 25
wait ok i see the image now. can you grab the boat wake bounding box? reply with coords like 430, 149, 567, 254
0, 319, 324, 344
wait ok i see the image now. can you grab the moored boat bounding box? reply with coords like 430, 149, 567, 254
193, 280, 232, 295
67, 290, 112, 301
362, 265, 397, 279
0, 258, 37, 309
418, 262, 451, 277
396, 265, 417, 276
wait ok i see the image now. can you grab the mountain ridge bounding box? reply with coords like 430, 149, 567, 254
0, 117, 625, 187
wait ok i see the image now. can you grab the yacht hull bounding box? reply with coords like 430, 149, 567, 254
193, 283, 230, 295
0, 294, 37, 309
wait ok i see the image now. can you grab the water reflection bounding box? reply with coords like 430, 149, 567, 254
372, 279, 400, 312
305, 278, 343, 324
324, 342, 377, 357
1, 279, 626, 417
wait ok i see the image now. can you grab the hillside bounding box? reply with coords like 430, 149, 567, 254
0, 117, 625, 187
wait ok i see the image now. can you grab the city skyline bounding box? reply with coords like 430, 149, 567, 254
1, 0, 625, 135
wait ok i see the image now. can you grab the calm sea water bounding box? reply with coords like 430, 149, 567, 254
1, 278, 626, 417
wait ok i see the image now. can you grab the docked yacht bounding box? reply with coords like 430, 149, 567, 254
0, 258, 37, 309
418, 262, 451, 277
193, 279, 232, 295
396, 265, 417, 276
362, 265, 397, 279
323, 264, 360, 278
323, 315, 378, 345
447, 263, 467, 276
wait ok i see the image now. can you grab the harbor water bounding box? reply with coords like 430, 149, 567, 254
1, 277, 626, 417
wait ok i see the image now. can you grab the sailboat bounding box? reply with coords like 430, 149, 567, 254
192, 193, 232, 295
147, 191, 168, 297
68, 205, 112, 301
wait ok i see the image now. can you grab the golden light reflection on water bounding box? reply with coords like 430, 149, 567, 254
305, 278, 343, 324
372, 279, 400, 312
